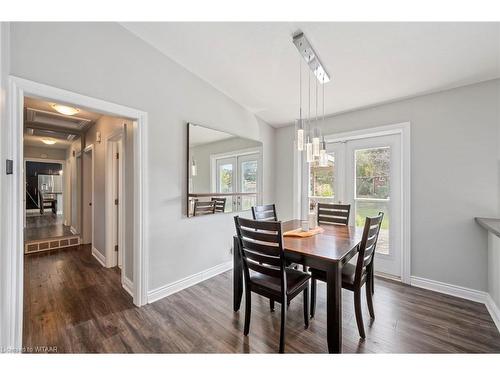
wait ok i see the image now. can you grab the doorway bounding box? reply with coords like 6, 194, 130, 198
105, 129, 125, 275
3, 77, 148, 350
82, 145, 94, 246
304, 123, 411, 282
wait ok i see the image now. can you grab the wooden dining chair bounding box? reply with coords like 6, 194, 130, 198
251, 204, 277, 221
234, 216, 310, 353
193, 200, 216, 216
309, 212, 384, 339
211, 197, 226, 213
317, 203, 351, 225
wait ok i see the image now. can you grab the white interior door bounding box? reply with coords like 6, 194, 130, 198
345, 134, 402, 278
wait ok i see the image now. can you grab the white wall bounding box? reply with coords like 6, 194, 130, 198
275, 79, 500, 292
9, 22, 276, 292
83, 116, 134, 280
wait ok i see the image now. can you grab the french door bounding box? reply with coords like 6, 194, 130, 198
318, 134, 402, 278
215, 153, 259, 212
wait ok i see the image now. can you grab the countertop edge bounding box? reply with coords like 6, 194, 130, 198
475, 217, 500, 237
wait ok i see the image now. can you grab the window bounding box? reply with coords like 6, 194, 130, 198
308, 154, 335, 209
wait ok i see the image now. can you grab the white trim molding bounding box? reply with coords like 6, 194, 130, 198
410, 276, 487, 303
485, 294, 500, 332
410, 275, 500, 333
91, 247, 106, 267
148, 261, 233, 304
122, 276, 134, 298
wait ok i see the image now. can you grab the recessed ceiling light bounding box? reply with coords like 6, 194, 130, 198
42, 138, 57, 145
51, 104, 80, 116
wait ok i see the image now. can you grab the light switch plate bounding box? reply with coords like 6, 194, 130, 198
6, 159, 13, 175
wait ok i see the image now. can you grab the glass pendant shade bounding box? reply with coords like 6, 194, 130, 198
191, 159, 197, 176
296, 119, 304, 151
297, 128, 304, 151
306, 141, 313, 163
312, 137, 320, 157
319, 149, 328, 167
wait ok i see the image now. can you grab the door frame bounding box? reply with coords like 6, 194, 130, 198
82, 144, 94, 248
295, 122, 411, 284
4, 76, 149, 350
105, 129, 126, 274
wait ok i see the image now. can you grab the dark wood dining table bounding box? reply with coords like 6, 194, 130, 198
233, 219, 363, 353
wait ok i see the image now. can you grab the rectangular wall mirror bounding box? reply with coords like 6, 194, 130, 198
187, 123, 263, 217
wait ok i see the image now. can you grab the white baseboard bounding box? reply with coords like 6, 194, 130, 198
410, 276, 487, 303
122, 276, 134, 297
91, 247, 106, 267
148, 261, 233, 303
485, 294, 500, 332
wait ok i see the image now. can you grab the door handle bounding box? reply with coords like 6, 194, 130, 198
89, 202, 92, 206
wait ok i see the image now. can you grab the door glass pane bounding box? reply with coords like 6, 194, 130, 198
218, 163, 233, 212
355, 147, 390, 255
309, 154, 335, 209
240, 160, 257, 211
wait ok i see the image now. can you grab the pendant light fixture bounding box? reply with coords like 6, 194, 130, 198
293, 31, 330, 163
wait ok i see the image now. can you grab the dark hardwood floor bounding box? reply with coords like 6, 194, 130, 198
23, 244, 500, 353
24, 213, 74, 242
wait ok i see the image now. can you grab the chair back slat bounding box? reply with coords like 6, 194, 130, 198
247, 260, 282, 278
211, 197, 226, 213
355, 212, 384, 283
317, 203, 351, 225
240, 227, 279, 244
244, 250, 281, 267
252, 204, 278, 221
241, 238, 281, 257
194, 200, 216, 216
234, 216, 285, 295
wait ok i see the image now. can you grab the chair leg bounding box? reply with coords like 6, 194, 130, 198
371, 267, 375, 295
310, 278, 317, 318
279, 297, 287, 353
354, 289, 366, 339
243, 288, 251, 336
303, 287, 309, 329
366, 281, 375, 319
269, 299, 275, 312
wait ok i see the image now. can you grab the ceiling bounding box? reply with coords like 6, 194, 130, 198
189, 123, 235, 147
24, 97, 99, 149
24, 134, 77, 150
122, 22, 500, 127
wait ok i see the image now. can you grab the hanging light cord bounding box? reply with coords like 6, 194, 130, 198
315, 77, 318, 130
299, 58, 302, 122
308, 60, 311, 135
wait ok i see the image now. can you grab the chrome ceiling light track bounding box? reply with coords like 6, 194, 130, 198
293, 32, 330, 84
